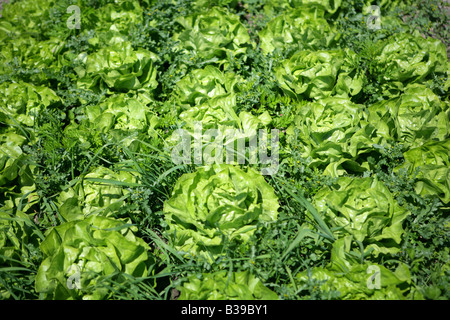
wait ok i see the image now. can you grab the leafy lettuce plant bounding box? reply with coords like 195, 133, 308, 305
171, 65, 242, 109
294, 260, 421, 299
395, 139, 450, 204
258, 5, 339, 55
291, 0, 342, 15
370, 32, 448, 97
367, 84, 449, 149
0, 132, 30, 188
0, 81, 61, 127
286, 97, 381, 176
76, 41, 158, 92
90, 0, 144, 35
56, 166, 138, 221
163, 164, 279, 260
275, 49, 365, 101
294, 234, 424, 299
0, 130, 37, 217
167, 93, 274, 168
173, 7, 251, 68
313, 176, 410, 256
35, 215, 153, 300
177, 270, 278, 300
83, 93, 160, 141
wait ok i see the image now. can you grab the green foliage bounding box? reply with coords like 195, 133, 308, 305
0, 0, 448, 301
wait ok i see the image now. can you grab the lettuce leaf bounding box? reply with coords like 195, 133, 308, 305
367, 84, 449, 149
172, 65, 241, 108
286, 97, 381, 176
371, 32, 448, 96
56, 166, 138, 221
178, 270, 278, 300
258, 5, 339, 55
35, 215, 152, 300
295, 259, 422, 300
76, 41, 158, 92
0, 81, 61, 127
275, 49, 365, 100
313, 177, 410, 256
395, 139, 450, 204
173, 7, 251, 67
163, 164, 279, 260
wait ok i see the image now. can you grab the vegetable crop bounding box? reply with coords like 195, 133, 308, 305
0, 0, 449, 301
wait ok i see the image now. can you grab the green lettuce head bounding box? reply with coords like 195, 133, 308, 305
275, 49, 364, 100
313, 177, 410, 256
294, 259, 422, 300
294, 235, 424, 299
91, 0, 144, 34
173, 7, 251, 67
76, 41, 158, 92
371, 32, 447, 96
168, 93, 274, 168
291, 0, 342, 15
177, 270, 278, 300
84, 93, 160, 139
258, 5, 339, 55
163, 164, 279, 260
172, 65, 241, 109
0, 81, 61, 127
35, 215, 152, 300
286, 97, 381, 176
367, 84, 449, 149
57, 166, 138, 222
395, 139, 450, 204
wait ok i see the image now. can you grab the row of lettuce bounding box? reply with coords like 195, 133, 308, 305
1, 0, 449, 299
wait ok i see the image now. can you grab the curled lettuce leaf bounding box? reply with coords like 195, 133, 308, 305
0, 132, 29, 188
0, 81, 61, 127
275, 49, 364, 100
286, 97, 381, 176
163, 164, 279, 260
57, 166, 138, 221
91, 0, 144, 34
84, 93, 159, 134
178, 270, 278, 300
295, 260, 421, 300
396, 139, 450, 204
295, 235, 424, 299
371, 33, 447, 96
259, 5, 339, 55
76, 42, 158, 92
35, 215, 152, 300
367, 84, 449, 148
291, 0, 342, 14
313, 177, 410, 256
173, 7, 251, 67
168, 93, 274, 169
172, 65, 241, 108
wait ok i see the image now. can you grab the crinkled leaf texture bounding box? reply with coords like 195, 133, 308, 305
367, 84, 449, 148
372, 32, 447, 96
57, 166, 138, 221
259, 5, 339, 55
313, 177, 410, 256
163, 164, 279, 260
173, 7, 251, 67
178, 270, 278, 300
35, 215, 152, 300
396, 139, 450, 204
76, 42, 158, 92
275, 49, 364, 100
172, 65, 241, 108
286, 97, 381, 176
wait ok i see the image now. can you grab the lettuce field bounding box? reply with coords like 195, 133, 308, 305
0, 0, 449, 300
